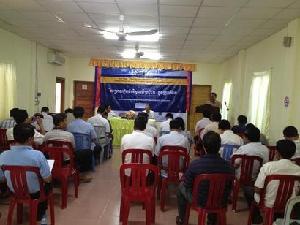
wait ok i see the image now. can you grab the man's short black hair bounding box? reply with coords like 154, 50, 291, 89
73, 106, 84, 118
203, 131, 221, 154
97, 106, 106, 114
53, 113, 67, 126
202, 109, 211, 118
13, 123, 35, 144
41, 107, 49, 113
174, 117, 185, 130
64, 108, 73, 113
244, 125, 260, 142
170, 119, 181, 130
283, 126, 299, 138
219, 120, 231, 130
211, 112, 222, 122
211, 92, 217, 97
138, 112, 149, 122
134, 116, 147, 131
276, 140, 296, 159
165, 113, 173, 119
238, 115, 247, 125
14, 109, 28, 124
10, 108, 19, 118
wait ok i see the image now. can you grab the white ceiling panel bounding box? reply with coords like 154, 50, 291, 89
159, 0, 203, 6
160, 17, 193, 26
245, 0, 296, 8
289, 1, 300, 9
203, 0, 248, 7
236, 7, 282, 19
77, 2, 119, 14
198, 6, 239, 19
160, 26, 190, 34
124, 15, 158, 27
118, 3, 157, 17
190, 27, 222, 35
260, 19, 289, 29
275, 9, 300, 20
193, 18, 226, 27
0, 0, 46, 11
37, 1, 83, 13
58, 13, 93, 23
160, 5, 198, 17
187, 34, 217, 41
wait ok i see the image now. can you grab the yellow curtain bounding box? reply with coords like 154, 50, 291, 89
0, 63, 16, 119
89, 58, 196, 72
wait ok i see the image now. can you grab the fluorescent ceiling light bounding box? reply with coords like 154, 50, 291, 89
83, 24, 92, 28
126, 33, 161, 42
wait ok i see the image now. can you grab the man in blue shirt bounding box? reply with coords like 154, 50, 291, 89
0, 123, 52, 224
176, 131, 234, 225
67, 106, 101, 171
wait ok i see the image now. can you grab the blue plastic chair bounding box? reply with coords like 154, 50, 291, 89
221, 144, 240, 161
160, 131, 170, 136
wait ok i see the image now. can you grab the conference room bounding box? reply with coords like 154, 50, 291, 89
0, 0, 300, 225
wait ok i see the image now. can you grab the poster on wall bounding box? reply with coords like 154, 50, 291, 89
94, 67, 192, 120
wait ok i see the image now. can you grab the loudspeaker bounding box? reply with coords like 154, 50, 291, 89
283, 36, 292, 47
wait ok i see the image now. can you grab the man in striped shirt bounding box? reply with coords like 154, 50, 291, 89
0, 108, 18, 129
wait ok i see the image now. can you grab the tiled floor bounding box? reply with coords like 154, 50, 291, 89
0, 152, 250, 225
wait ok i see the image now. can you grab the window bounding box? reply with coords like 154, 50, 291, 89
248, 71, 270, 135
0, 63, 16, 119
55, 77, 65, 113
221, 82, 232, 120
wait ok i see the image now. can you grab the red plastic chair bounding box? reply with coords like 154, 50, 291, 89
231, 154, 263, 212
267, 146, 277, 161
121, 149, 153, 164
157, 146, 189, 211
194, 129, 205, 157
0, 128, 8, 151
119, 163, 159, 225
184, 173, 234, 225
43, 145, 79, 209
247, 174, 300, 225
1, 165, 55, 225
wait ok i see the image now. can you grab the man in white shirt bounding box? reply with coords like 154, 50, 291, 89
121, 116, 154, 165
105, 104, 117, 118
159, 113, 173, 135
88, 106, 110, 135
44, 113, 75, 147
143, 104, 155, 119
283, 126, 300, 159
139, 113, 158, 139
219, 120, 243, 146
201, 112, 221, 139
0, 107, 18, 129
41, 107, 53, 132
251, 140, 300, 224
194, 110, 211, 137
155, 119, 190, 157
6, 109, 45, 145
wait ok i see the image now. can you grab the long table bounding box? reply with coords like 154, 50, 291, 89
109, 117, 134, 146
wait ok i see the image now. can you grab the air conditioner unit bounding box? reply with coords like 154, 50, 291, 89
47, 52, 65, 65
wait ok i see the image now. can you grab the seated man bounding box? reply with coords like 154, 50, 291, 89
121, 116, 154, 164
219, 120, 243, 146
159, 113, 173, 135
88, 105, 110, 138
195, 109, 211, 136
0, 107, 18, 129
232, 115, 247, 135
41, 107, 53, 132
64, 108, 75, 125
44, 113, 75, 148
6, 109, 45, 145
155, 119, 190, 163
176, 131, 234, 225
283, 126, 300, 158
201, 112, 222, 139
143, 103, 155, 119
252, 140, 300, 224
0, 123, 52, 224
67, 106, 100, 172
138, 113, 158, 139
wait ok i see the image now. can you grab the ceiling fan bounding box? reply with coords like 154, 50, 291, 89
84, 15, 158, 41
121, 44, 161, 60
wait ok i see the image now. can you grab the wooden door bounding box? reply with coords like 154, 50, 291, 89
188, 85, 211, 136
73, 81, 94, 118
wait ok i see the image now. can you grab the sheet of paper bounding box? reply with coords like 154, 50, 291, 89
47, 160, 55, 172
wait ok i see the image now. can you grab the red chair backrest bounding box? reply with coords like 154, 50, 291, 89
120, 163, 159, 194
231, 154, 263, 185
161, 145, 188, 154
0, 129, 8, 151
121, 149, 152, 164
259, 175, 300, 211
1, 165, 45, 199
267, 146, 277, 161
292, 158, 300, 166
191, 173, 234, 210
158, 147, 190, 182
43, 146, 75, 171
45, 140, 73, 150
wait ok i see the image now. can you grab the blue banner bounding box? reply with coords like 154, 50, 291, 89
99, 67, 189, 113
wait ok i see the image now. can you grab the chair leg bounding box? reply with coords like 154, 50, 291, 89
61, 178, 68, 209
198, 211, 205, 225
264, 209, 274, 225
74, 173, 79, 198
219, 211, 226, 225
247, 204, 255, 225
151, 197, 156, 223
157, 178, 161, 200
7, 200, 17, 225
49, 194, 55, 225
30, 200, 38, 225
160, 181, 167, 212
122, 200, 130, 225
17, 203, 23, 224
232, 181, 240, 212
184, 204, 191, 225
146, 201, 152, 225
119, 197, 123, 222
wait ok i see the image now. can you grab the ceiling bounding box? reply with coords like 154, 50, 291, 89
0, 0, 300, 63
